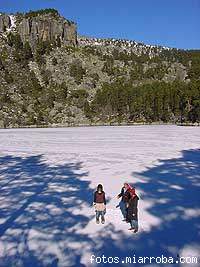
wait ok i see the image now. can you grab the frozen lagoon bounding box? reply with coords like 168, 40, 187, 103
0, 125, 199, 266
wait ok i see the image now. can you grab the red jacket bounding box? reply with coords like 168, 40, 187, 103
128, 188, 137, 199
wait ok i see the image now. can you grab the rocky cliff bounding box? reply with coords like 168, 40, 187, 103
0, 10, 77, 49
0, 14, 11, 32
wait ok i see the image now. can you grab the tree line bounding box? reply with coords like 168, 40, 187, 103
88, 80, 200, 123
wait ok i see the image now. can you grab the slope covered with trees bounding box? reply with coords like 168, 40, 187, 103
0, 9, 199, 128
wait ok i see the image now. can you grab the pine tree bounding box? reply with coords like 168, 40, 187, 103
23, 42, 33, 60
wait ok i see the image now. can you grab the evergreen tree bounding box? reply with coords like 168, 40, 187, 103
23, 42, 33, 60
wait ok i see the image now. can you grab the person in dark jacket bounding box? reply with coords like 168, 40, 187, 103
117, 183, 131, 221
93, 184, 106, 224
127, 190, 139, 233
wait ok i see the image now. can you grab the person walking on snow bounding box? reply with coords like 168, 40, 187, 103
127, 187, 139, 233
117, 183, 132, 221
93, 184, 106, 224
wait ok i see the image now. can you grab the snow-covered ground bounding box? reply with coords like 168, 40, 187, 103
0, 125, 199, 267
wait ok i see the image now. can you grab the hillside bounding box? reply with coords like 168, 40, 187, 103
0, 9, 200, 128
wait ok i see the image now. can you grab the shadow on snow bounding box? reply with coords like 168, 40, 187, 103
0, 155, 93, 267
0, 149, 200, 266
91, 149, 200, 266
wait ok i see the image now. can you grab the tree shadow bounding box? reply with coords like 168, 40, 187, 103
0, 149, 199, 267
0, 155, 94, 267
90, 149, 200, 266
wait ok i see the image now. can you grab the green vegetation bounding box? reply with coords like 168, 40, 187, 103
52, 57, 58, 66
0, 57, 5, 71
102, 57, 115, 75
187, 50, 200, 80
35, 40, 54, 64
1, 18, 200, 127
4, 70, 14, 84
69, 60, 86, 84
91, 80, 200, 123
7, 32, 23, 50
7, 33, 33, 63
23, 9, 74, 25
23, 42, 33, 60
69, 89, 89, 108
25, 9, 59, 18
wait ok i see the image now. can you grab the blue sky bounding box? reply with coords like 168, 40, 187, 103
0, 0, 199, 49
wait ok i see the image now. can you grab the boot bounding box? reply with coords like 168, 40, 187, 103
101, 216, 105, 224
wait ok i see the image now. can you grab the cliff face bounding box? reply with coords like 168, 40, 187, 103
0, 12, 77, 48
0, 14, 11, 32
18, 15, 77, 48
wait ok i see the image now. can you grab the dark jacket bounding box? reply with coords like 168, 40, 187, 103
94, 191, 106, 205
118, 187, 131, 203
127, 195, 139, 221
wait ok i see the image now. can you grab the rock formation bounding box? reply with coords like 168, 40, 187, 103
0, 14, 11, 32
0, 11, 77, 49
